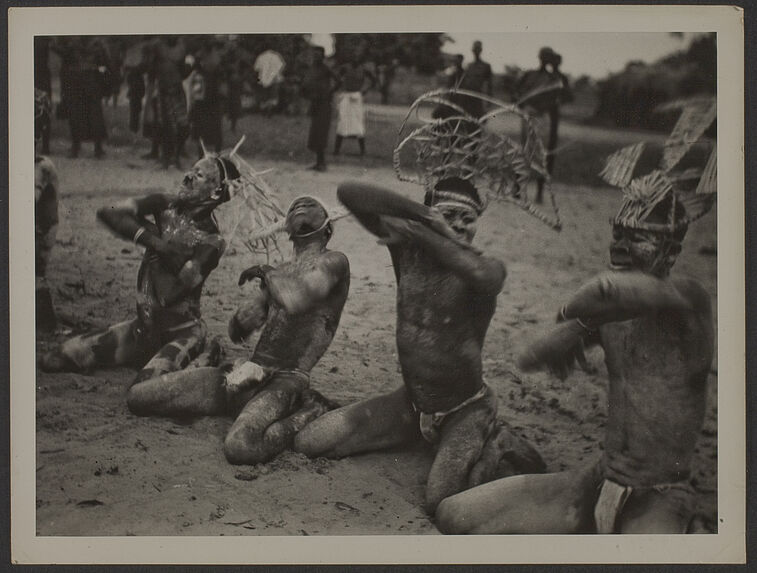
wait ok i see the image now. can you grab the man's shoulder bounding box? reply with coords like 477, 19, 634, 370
321, 250, 350, 273
671, 275, 712, 312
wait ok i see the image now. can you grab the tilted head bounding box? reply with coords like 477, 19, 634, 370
425, 177, 484, 243
609, 195, 688, 277
285, 195, 332, 244
472, 40, 483, 57
177, 155, 240, 211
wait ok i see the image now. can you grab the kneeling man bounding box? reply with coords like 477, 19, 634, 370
128, 196, 350, 465
40, 154, 238, 384
295, 178, 543, 513
436, 137, 716, 533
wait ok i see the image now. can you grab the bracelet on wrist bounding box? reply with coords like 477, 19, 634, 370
575, 317, 597, 334
133, 226, 147, 246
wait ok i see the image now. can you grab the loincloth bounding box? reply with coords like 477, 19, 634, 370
593, 475, 696, 534
416, 384, 492, 444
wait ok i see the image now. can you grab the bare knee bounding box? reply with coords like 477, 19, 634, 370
435, 496, 470, 534
126, 384, 152, 416
223, 427, 268, 465
292, 422, 331, 458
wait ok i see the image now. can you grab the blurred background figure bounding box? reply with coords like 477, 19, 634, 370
35, 88, 60, 331
254, 47, 286, 114
334, 49, 375, 156
153, 36, 191, 168
56, 37, 110, 158
458, 40, 493, 118
304, 46, 339, 171
514, 47, 572, 203
432, 53, 465, 120
376, 58, 397, 105
188, 39, 225, 157
34, 37, 53, 155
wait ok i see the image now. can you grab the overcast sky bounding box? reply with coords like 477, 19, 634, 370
444, 32, 696, 78
311, 32, 697, 79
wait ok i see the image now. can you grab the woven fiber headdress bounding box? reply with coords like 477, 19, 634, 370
207, 136, 287, 262
393, 88, 561, 231
601, 97, 716, 234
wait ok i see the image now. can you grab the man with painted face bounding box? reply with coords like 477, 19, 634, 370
294, 178, 544, 514
435, 180, 715, 534
40, 154, 238, 391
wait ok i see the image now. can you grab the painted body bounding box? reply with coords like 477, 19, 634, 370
437, 219, 714, 534
40, 157, 231, 390
295, 181, 542, 514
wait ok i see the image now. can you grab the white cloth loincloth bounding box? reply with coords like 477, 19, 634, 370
336, 91, 365, 137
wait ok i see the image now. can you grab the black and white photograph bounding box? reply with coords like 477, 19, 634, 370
9, 4, 745, 565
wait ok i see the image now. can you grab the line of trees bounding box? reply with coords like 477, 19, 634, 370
593, 33, 716, 131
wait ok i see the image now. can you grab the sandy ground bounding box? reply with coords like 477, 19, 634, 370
34, 130, 717, 536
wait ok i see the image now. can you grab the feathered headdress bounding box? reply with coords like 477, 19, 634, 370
600, 97, 717, 233
393, 88, 561, 231
211, 136, 350, 261
206, 136, 288, 261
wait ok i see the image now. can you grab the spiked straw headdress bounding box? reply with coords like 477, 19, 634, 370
393, 88, 562, 231
600, 97, 717, 234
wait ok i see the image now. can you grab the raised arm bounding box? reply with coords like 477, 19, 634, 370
96, 193, 170, 248
560, 270, 692, 326
242, 251, 349, 315
336, 181, 439, 239
382, 216, 505, 296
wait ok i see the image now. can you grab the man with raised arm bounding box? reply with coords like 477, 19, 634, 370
436, 106, 717, 533
125, 196, 350, 465
294, 178, 543, 513
40, 153, 239, 390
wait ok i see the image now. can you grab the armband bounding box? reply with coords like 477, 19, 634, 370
133, 226, 147, 246
576, 317, 597, 334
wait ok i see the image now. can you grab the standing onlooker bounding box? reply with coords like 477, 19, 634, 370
459, 40, 493, 118
334, 52, 375, 156
126, 60, 146, 134
253, 48, 286, 114
154, 36, 190, 168
35, 88, 59, 330
303, 46, 339, 172
515, 47, 572, 203
377, 59, 397, 105
188, 40, 224, 157
227, 59, 244, 133
432, 54, 465, 120
34, 37, 52, 154
61, 37, 109, 158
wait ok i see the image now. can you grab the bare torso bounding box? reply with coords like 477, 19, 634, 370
392, 245, 496, 413
138, 207, 222, 326
599, 277, 714, 487
253, 250, 350, 372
